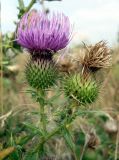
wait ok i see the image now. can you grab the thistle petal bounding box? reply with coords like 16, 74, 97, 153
17, 10, 71, 53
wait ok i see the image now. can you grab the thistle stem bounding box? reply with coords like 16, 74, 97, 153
37, 89, 47, 133
34, 110, 79, 153
40, 102, 47, 132
34, 123, 64, 153
18, 0, 25, 9
25, 0, 36, 12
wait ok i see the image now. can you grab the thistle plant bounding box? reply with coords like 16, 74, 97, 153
16, 9, 111, 159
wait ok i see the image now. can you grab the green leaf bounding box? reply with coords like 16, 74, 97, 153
47, 92, 62, 104
17, 134, 35, 146
38, 143, 46, 159
62, 127, 76, 153
24, 152, 39, 160
22, 122, 44, 136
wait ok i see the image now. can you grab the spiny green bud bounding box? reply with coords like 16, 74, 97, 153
25, 59, 58, 89
64, 74, 98, 104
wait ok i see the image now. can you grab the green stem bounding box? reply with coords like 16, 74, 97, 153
18, 0, 25, 9
34, 110, 78, 153
25, 0, 36, 12
37, 89, 47, 132
33, 123, 64, 153
40, 102, 46, 132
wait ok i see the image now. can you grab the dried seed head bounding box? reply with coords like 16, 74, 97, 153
78, 41, 111, 75
87, 130, 100, 149
54, 54, 78, 73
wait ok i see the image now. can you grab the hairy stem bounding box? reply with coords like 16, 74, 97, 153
37, 90, 47, 133
34, 109, 79, 153
40, 102, 47, 132
34, 123, 64, 153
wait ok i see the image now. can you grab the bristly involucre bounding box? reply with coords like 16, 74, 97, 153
64, 74, 99, 104
16, 10, 71, 53
25, 58, 58, 89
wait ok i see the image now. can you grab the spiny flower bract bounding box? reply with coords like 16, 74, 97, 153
17, 10, 71, 53
25, 58, 58, 89
64, 74, 99, 104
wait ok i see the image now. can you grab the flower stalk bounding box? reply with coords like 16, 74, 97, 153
37, 90, 47, 133
33, 105, 80, 154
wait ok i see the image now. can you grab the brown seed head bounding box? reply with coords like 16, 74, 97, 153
54, 54, 78, 73
87, 129, 100, 149
81, 41, 111, 72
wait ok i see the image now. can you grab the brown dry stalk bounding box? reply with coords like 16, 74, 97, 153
0, 147, 15, 160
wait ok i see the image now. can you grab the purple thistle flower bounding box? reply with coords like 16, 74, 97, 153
16, 10, 72, 55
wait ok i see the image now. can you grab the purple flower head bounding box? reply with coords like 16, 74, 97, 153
16, 10, 72, 55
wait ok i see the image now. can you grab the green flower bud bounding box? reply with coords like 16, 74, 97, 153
64, 74, 98, 104
25, 59, 58, 89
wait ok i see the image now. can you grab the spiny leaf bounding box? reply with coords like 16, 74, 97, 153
22, 122, 44, 136
62, 127, 75, 152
